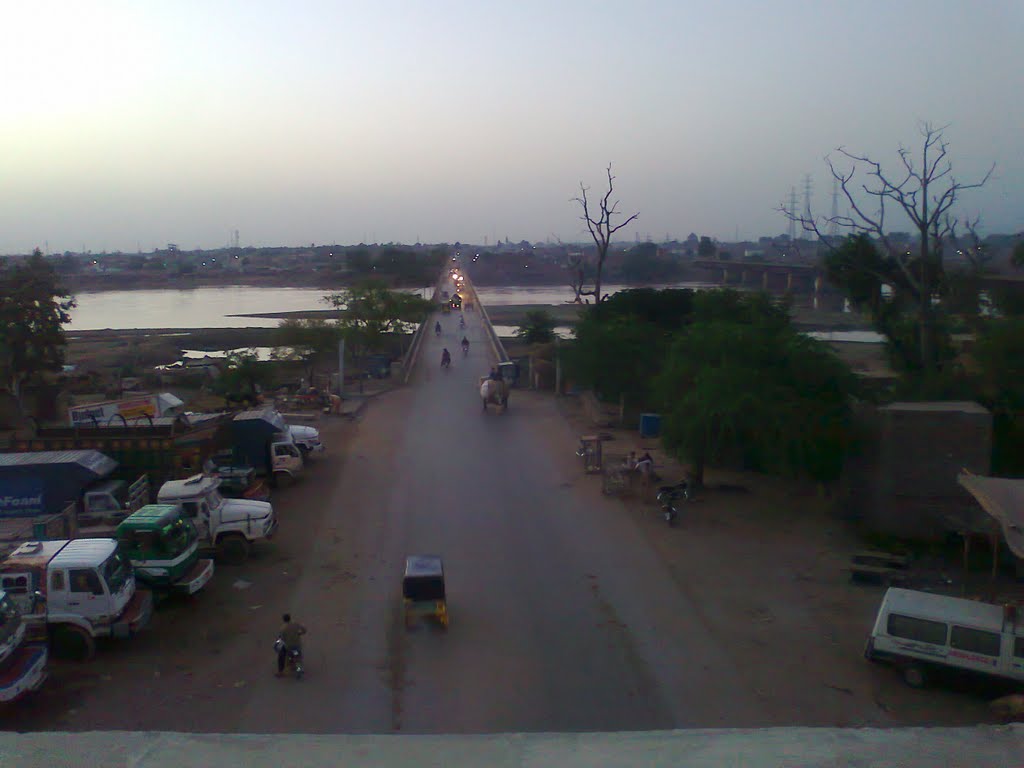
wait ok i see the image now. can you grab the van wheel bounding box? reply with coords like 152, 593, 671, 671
902, 664, 926, 688
51, 624, 96, 661
218, 534, 251, 565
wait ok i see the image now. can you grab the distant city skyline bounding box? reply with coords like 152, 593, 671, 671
2, 1, 1021, 255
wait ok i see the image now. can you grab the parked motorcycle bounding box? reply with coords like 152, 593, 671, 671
656, 480, 691, 526
274, 638, 304, 680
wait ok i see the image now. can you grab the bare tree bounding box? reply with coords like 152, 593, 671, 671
573, 164, 639, 304
781, 123, 993, 372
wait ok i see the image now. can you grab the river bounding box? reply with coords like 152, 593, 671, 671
64, 283, 710, 331
64, 283, 883, 344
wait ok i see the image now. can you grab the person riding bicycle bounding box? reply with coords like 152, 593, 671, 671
276, 613, 307, 676
434, 321, 441, 336
441, 348, 451, 368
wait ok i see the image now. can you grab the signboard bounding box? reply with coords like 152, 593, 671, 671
0, 476, 45, 517
68, 396, 159, 427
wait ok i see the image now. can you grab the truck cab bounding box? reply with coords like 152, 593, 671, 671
115, 505, 215, 595
157, 475, 276, 565
287, 424, 323, 458
0, 539, 153, 660
79, 475, 151, 530
0, 589, 47, 702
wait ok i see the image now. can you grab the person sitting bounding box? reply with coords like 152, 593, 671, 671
489, 367, 502, 381
441, 348, 451, 367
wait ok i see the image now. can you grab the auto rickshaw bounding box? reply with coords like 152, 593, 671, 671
403, 555, 448, 630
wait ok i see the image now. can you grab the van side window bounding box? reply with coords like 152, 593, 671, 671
950, 626, 1001, 657
1015, 637, 1024, 659
51, 571, 65, 591
887, 614, 947, 646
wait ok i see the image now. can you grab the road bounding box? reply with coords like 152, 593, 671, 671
228, 285, 764, 734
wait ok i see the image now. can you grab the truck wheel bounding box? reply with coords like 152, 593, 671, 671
218, 534, 251, 565
51, 624, 96, 661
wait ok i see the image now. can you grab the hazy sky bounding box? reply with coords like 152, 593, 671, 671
2, 1, 1021, 254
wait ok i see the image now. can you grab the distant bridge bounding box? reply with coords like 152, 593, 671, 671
692, 259, 824, 294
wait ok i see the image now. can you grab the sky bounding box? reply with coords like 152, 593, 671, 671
1, 1, 1021, 254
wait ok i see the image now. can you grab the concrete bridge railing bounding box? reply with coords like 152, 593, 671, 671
463, 276, 509, 365
401, 277, 444, 384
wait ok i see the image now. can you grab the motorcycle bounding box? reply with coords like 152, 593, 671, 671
274, 638, 304, 680
461, 343, 469, 356
656, 480, 691, 526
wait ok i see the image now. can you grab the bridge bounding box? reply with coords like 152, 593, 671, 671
692, 259, 825, 294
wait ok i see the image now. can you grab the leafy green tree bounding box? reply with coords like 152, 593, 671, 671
1012, 239, 1024, 269
593, 288, 695, 329
567, 315, 666, 407
325, 280, 433, 357
657, 320, 855, 486
697, 236, 717, 258
273, 319, 343, 381
215, 350, 270, 407
515, 310, 557, 344
0, 250, 75, 408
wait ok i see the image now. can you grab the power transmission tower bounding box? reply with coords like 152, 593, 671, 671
802, 174, 813, 226
829, 178, 840, 239
788, 187, 798, 241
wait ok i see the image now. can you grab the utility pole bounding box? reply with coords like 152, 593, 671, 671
788, 187, 798, 242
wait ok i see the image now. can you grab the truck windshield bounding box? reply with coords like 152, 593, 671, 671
0, 594, 21, 646
103, 551, 132, 594
163, 520, 195, 555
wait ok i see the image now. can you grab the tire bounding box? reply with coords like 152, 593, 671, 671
218, 533, 251, 565
51, 624, 96, 662
902, 663, 926, 688
273, 471, 293, 489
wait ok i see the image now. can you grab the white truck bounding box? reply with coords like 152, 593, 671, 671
157, 474, 277, 565
0, 589, 48, 702
288, 424, 324, 458
0, 539, 153, 661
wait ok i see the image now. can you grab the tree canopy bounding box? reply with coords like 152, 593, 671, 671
515, 310, 557, 344
656, 319, 856, 485
0, 250, 75, 404
324, 280, 434, 357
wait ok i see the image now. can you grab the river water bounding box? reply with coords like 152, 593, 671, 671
64, 283, 707, 331
64, 283, 883, 344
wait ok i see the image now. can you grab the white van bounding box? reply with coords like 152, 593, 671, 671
865, 587, 1024, 688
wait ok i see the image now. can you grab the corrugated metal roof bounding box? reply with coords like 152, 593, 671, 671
50, 538, 117, 568
121, 504, 180, 528
0, 450, 117, 476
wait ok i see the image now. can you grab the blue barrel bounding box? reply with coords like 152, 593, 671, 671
639, 413, 662, 438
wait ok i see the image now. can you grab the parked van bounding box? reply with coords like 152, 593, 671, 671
865, 587, 1024, 689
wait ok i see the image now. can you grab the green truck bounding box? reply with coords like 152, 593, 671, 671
115, 505, 215, 595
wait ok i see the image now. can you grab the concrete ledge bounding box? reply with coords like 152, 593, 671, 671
1, 727, 1022, 768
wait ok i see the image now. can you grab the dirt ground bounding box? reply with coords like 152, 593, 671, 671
0, 386, 1009, 732
555, 395, 1003, 727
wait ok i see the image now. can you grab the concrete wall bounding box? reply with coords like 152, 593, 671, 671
2, 727, 1023, 768
841, 402, 992, 539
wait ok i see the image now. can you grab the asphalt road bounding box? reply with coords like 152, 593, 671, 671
234, 287, 766, 734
